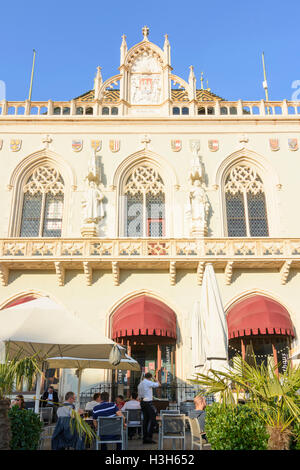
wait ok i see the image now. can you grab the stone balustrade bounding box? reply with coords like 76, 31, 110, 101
1, 99, 300, 117
0, 237, 299, 286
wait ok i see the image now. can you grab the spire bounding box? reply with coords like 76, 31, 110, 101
188, 65, 196, 100
200, 72, 204, 90
142, 25, 149, 41
94, 66, 103, 100
163, 34, 171, 65
120, 34, 127, 65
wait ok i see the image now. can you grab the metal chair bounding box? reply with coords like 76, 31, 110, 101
38, 425, 56, 450
127, 409, 143, 440
39, 407, 53, 425
158, 414, 186, 450
188, 417, 204, 450
96, 416, 126, 450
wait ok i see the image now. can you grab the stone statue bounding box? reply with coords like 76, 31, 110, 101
189, 180, 209, 236
82, 180, 104, 224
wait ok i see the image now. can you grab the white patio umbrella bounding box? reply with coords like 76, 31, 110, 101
0, 296, 139, 411
198, 263, 228, 374
190, 300, 205, 370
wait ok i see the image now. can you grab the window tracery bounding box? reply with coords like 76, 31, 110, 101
224, 165, 269, 237
123, 165, 165, 237
20, 165, 65, 237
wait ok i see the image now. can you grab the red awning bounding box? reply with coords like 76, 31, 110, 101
112, 295, 177, 339
227, 295, 295, 339
3, 295, 37, 309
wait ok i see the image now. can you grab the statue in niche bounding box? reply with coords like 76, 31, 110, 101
189, 180, 209, 237
82, 179, 105, 224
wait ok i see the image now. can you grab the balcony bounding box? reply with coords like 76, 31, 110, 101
1, 99, 300, 119
0, 237, 299, 286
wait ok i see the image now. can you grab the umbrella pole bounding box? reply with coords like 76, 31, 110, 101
76, 368, 83, 410
34, 371, 42, 414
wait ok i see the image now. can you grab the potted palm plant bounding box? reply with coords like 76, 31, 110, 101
0, 352, 40, 450
191, 355, 300, 450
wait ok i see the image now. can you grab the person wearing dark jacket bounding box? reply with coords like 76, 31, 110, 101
40, 386, 59, 422
51, 391, 85, 450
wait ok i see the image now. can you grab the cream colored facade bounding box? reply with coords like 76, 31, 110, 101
0, 28, 300, 396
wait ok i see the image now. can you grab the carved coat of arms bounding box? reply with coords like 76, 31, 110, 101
91, 140, 102, 152
171, 140, 182, 152
72, 139, 83, 152
208, 140, 219, 152
288, 138, 298, 151
109, 140, 120, 153
269, 138, 279, 151
10, 139, 22, 152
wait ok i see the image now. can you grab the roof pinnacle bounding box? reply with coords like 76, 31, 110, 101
142, 25, 149, 41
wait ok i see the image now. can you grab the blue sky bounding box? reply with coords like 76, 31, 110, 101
1, 0, 299, 102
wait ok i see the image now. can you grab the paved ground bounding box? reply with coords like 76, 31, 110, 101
40, 426, 211, 451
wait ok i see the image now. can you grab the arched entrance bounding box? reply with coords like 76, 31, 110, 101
227, 295, 295, 372
111, 295, 177, 396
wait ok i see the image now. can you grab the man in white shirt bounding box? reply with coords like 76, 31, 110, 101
85, 392, 101, 413
121, 392, 141, 411
138, 372, 160, 444
121, 392, 141, 440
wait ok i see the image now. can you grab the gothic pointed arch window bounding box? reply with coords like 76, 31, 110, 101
123, 165, 165, 237
20, 165, 65, 237
224, 164, 269, 237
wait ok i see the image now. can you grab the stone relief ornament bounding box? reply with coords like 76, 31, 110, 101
109, 140, 120, 153
130, 74, 162, 105
208, 139, 219, 152
91, 140, 102, 153
269, 138, 279, 151
171, 140, 182, 152
189, 140, 200, 155
10, 139, 22, 152
131, 51, 161, 74
288, 138, 298, 151
72, 139, 83, 152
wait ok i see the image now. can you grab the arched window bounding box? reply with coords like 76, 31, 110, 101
20, 165, 64, 237
123, 165, 165, 237
172, 107, 180, 115
224, 165, 269, 237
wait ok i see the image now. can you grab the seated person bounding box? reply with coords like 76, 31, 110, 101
193, 396, 207, 440
85, 392, 101, 415
40, 386, 59, 422
115, 395, 125, 410
51, 391, 85, 450
121, 392, 141, 439
121, 392, 141, 411
93, 391, 123, 450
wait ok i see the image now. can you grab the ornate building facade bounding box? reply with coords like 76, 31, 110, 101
0, 27, 299, 397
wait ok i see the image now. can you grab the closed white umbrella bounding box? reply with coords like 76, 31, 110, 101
199, 263, 228, 373
0, 296, 139, 411
190, 300, 205, 370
